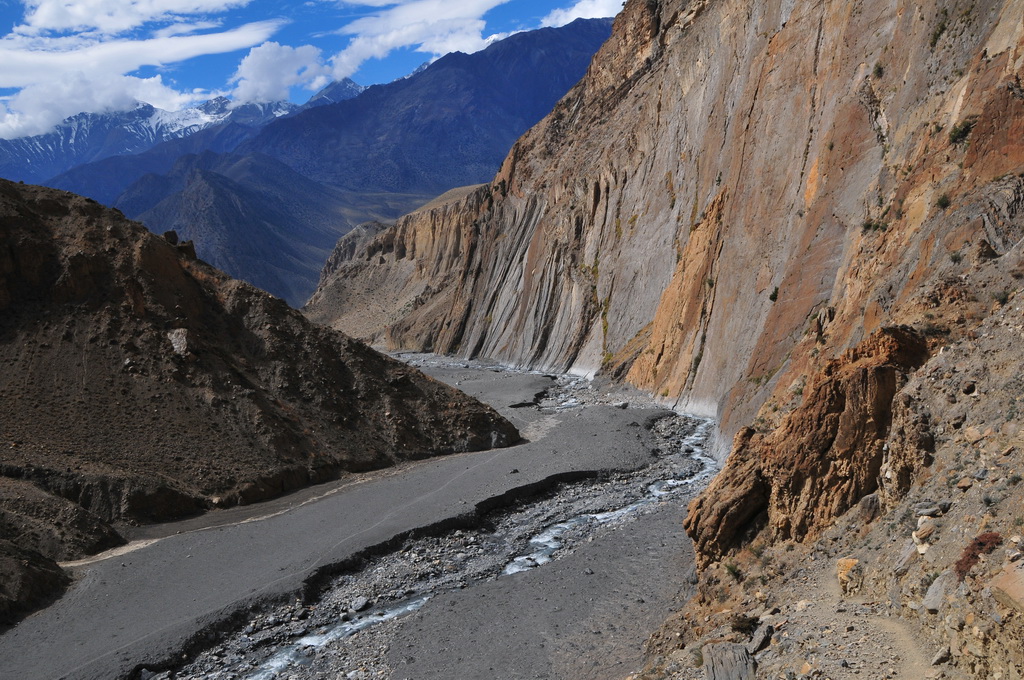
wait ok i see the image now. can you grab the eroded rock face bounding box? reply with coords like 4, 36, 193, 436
0, 178, 519, 621
0, 540, 69, 627
307, 0, 1024, 453
684, 327, 930, 565
305, 4, 1024, 673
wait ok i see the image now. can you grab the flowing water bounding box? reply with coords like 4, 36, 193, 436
167, 374, 717, 680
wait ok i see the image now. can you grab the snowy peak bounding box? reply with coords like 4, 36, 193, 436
302, 79, 366, 110
0, 98, 296, 185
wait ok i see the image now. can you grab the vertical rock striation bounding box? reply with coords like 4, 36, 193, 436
308, 0, 1024, 457
306, 1, 1024, 673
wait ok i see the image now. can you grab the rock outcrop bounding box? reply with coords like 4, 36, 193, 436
0, 178, 518, 622
684, 326, 930, 565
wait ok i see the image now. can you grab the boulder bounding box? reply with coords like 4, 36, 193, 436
702, 642, 756, 680
990, 561, 1024, 613
837, 557, 864, 596
923, 571, 956, 614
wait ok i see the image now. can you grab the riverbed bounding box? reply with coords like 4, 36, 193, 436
0, 358, 715, 680
169, 361, 717, 680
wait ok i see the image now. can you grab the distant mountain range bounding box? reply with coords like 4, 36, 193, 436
1, 19, 613, 305
0, 78, 369, 189
0, 98, 299, 185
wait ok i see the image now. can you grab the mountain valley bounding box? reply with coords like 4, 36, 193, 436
2, 0, 1024, 678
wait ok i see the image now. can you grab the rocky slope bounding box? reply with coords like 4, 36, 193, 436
307, 0, 1024, 676
0, 178, 517, 625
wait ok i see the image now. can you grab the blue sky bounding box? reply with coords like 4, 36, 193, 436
0, 0, 622, 139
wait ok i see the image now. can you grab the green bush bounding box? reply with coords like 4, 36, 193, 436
930, 9, 948, 49
949, 119, 975, 145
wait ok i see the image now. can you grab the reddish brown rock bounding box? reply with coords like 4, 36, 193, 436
684, 328, 929, 565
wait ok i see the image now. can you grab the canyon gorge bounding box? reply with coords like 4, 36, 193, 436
307, 0, 1024, 676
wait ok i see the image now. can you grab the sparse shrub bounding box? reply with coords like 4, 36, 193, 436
954, 532, 1002, 581
873, 63, 884, 78
949, 119, 975, 145
1009, 474, 1022, 486
950, 251, 963, 264
730, 613, 759, 635
769, 286, 779, 302
936, 193, 951, 210
862, 218, 887, 232
930, 9, 948, 49
920, 322, 950, 337
725, 562, 743, 581
993, 289, 1010, 306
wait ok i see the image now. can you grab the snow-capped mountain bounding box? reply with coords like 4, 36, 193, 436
301, 78, 366, 110
0, 98, 297, 184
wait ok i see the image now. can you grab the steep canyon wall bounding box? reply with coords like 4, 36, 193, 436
309, 0, 1024, 458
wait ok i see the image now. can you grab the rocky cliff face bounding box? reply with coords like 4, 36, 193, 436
309, 0, 1024, 450
308, 0, 1024, 675
0, 178, 517, 623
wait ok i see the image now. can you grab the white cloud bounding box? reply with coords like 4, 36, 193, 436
0, 20, 282, 88
153, 20, 223, 38
328, 0, 511, 80
17, 0, 254, 36
0, 72, 199, 138
231, 41, 330, 103
0, 20, 280, 138
541, 0, 621, 27
0, 0, 616, 140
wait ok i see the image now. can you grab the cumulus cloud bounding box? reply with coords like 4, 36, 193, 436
0, 19, 280, 138
0, 0, 620, 140
231, 41, 330, 103
0, 72, 198, 138
17, 0, 254, 36
541, 0, 622, 27
328, 0, 511, 80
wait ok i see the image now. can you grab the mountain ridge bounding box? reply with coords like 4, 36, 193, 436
0, 177, 518, 624
95, 18, 614, 305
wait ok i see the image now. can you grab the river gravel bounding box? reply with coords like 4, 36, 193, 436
152, 366, 715, 680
